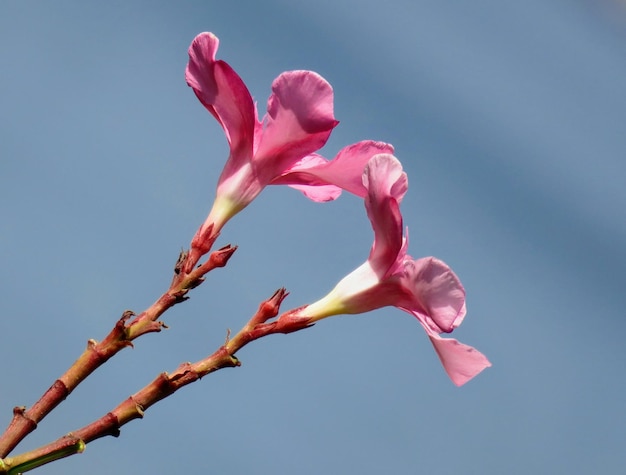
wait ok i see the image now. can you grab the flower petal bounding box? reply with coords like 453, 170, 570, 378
363, 154, 408, 276
185, 32, 256, 161
253, 71, 338, 185
401, 257, 466, 334
428, 332, 492, 386
287, 183, 342, 202
275, 153, 342, 201
273, 141, 395, 199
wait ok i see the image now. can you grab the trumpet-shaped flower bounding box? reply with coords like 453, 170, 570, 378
187, 33, 386, 261
298, 154, 491, 386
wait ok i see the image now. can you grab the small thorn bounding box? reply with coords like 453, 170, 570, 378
121, 310, 135, 322
171, 289, 190, 303
174, 249, 188, 275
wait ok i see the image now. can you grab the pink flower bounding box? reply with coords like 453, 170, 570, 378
187, 32, 383, 261
297, 154, 491, 386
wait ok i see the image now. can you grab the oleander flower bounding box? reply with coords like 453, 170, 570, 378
295, 154, 491, 386
187, 32, 381, 260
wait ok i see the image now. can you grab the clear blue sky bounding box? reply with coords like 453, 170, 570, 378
1, 1, 625, 474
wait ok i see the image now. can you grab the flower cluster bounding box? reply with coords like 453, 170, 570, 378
0, 30, 494, 475
186, 32, 490, 385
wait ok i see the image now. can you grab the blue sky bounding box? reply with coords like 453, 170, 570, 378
1, 1, 625, 474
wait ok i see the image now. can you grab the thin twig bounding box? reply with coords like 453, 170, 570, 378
0, 243, 236, 459
0, 289, 313, 474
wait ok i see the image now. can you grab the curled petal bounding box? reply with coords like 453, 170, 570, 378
362, 153, 408, 203
363, 154, 408, 274
254, 71, 338, 184
401, 257, 466, 334
428, 332, 492, 386
185, 32, 256, 161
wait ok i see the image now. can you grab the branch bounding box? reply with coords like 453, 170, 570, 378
0, 243, 237, 458
0, 289, 313, 474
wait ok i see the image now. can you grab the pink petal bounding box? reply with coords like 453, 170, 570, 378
362, 153, 408, 203
428, 332, 492, 386
401, 257, 466, 334
185, 32, 256, 162
363, 154, 408, 276
286, 183, 342, 202
277, 154, 342, 201
272, 141, 394, 199
253, 71, 338, 185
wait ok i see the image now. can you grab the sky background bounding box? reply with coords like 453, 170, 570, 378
1, 1, 625, 474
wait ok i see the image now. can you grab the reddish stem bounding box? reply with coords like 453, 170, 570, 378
0, 245, 236, 459
0, 290, 313, 474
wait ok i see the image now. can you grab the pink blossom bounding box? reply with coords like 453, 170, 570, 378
186, 32, 368, 260
298, 154, 491, 386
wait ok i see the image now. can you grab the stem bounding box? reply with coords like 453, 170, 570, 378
0, 244, 236, 458
1, 437, 84, 475
0, 289, 313, 474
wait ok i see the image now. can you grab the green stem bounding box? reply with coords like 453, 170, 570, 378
2, 437, 84, 474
